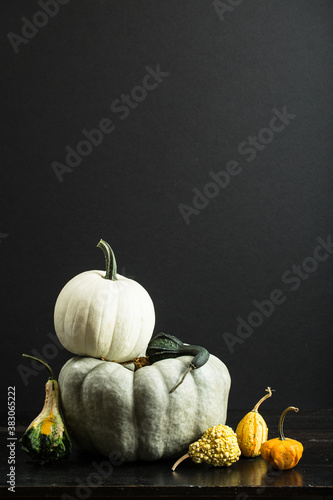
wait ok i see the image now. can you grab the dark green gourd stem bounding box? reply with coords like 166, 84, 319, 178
22, 354, 54, 380
169, 345, 209, 393
146, 333, 210, 393
177, 344, 210, 369
97, 239, 118, 281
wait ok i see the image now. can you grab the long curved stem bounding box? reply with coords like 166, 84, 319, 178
278, 406, 299, 441
97, 239, 118, 281
253, 387, 273, 412
171, 453, 190, 471
22, 354, 54, 379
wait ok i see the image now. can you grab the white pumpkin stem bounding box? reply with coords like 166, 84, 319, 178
97, 239, 118, 281
171, 453, 190, 471
252, 387, 273, 412
22, 354, 54, 379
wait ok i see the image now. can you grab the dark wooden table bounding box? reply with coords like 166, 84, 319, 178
1, 410, 332, 500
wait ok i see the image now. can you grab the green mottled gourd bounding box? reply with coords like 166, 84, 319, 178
20, 355, 71, 464
146, 332, 210, 392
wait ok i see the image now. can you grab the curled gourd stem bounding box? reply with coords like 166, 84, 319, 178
97, 239, 118, 281
22, 354, 54, 379
278, 406, 299, 441
171, 453, 190, 471
146, 333, 210, 393
252, 387, 273, 412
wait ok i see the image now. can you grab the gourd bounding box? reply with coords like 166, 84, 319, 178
54, 239, 155, 362
20, 355, 71, 464
58, 350, 231, 462
146, 332, 210, 392
236, 387, 273, 457
171, 424, 241, 470
260, 406, 303, 470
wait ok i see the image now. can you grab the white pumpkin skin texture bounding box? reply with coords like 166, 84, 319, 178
54, 270, 155, 362
58, 354, 231, 462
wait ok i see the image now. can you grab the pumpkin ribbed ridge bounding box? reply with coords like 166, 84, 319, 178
59, 272, 94, 353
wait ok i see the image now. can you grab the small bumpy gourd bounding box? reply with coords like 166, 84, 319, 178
172, 424, 241, 470
261, 406, 303, 470
236, 387, 273, 457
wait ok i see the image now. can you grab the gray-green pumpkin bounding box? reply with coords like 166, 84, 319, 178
58, 353, 231, 462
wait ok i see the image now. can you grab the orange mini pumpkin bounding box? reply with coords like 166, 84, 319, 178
260, 406, 303, 470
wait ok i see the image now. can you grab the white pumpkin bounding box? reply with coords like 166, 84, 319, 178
54, 240, 155, 362
58, 354, 231, 462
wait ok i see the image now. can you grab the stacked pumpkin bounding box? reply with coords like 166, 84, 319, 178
52, 240, 231, 462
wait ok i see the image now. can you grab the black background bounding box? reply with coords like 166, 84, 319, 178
1, 0, 332, 415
